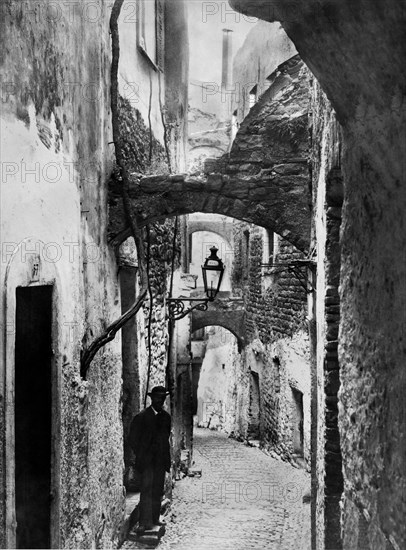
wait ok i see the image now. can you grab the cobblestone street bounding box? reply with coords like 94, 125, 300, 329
123, 428, 311, 549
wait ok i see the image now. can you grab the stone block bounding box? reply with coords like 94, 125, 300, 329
325, 340, 338, 352
326, 304, 340, 314
324, 359, 339, 371
326, 324, 339, 340
326, 206, 342, 220
326, 285, 339, 297
325, 370, 340, 395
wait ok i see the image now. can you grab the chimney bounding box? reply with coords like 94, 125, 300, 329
221, 29, 233, 89
221, 29, 233, 122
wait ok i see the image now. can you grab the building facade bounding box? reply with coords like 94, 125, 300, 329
0, 1, 188, 547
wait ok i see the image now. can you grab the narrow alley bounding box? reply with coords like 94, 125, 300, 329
1, 1, 405, 549
123, 429, 310, 550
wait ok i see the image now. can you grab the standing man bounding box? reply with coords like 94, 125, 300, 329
129, 386, 171, 532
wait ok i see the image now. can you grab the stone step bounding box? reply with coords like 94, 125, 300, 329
128, 524, 166, 546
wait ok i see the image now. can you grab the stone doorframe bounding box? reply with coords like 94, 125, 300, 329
2, 238, 61, 549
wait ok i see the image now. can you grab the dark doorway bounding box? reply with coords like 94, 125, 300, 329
292, 388, 304, 456
15, 286, 53, 549
248, 371, 260, 439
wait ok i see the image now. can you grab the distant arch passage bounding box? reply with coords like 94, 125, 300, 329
191, 303, 246, 349
187, 220, 234, 253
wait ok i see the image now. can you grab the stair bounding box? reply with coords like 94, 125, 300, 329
128, 524, 166, 547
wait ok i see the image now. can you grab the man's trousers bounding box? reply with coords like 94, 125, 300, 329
138, 464, 166, 527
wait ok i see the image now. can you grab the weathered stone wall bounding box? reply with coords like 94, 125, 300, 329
339, 91, 406, 550
108, 57, 312, 253
230, 2, 406, 548
232, 221, 311, 467
254, 332, 311, 464
169, 299, 193, 474
310, 79, 343, 550
116, 96, 183, 489
0, 2, 124, 547
232, 20, 297, 122
144, 217, 179, 387
233, 224, 307, 341
338, 124, 406, 549
116, 0, 189, 507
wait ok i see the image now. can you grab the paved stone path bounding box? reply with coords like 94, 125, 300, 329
122, 428, 311, 549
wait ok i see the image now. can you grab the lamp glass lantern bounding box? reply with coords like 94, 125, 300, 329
201, 246, 225, 300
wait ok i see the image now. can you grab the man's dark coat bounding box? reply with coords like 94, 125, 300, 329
129, 406, 171, 472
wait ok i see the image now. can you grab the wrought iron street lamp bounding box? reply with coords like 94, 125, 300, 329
167, 246, 225, 321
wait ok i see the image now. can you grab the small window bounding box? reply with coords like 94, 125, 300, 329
192, 328, 205, 341
249, 85, 257, 109
263, 230, 274, 264
231, 109, 239, 143
243, 230, 250, 276
188, 233, 193, 264
273, 233, 280, 260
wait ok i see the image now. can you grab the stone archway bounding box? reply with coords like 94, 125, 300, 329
108, 55, 311, 253
186, 218, 235, 292
187, 219, 234, 253
191, 297, 245, 351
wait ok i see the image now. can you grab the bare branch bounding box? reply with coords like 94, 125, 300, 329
80, 0, 149, 378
